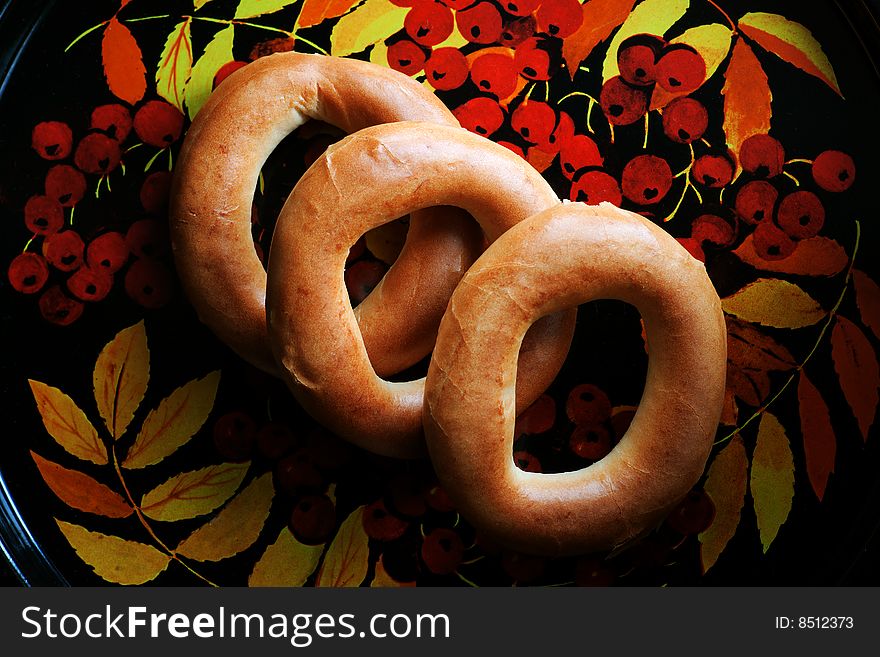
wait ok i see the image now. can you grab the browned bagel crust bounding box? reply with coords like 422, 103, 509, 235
266, 122, 577, 458
170, 52, 479, 376
424, 202, 727, 556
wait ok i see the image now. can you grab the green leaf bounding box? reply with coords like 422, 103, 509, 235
235, 0, 299, 20
749, 413, 795, 552
249, 528, 324, 586
330, 0, 407, 57
156, 19, 194, 112
722, 278, 824, 329
185, 25, 235, 120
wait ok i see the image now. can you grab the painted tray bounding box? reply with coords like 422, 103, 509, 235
1, 0, 879, 587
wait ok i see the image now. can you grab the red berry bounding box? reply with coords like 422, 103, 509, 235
502, 0, 540, 16
692, 152, 734, 188
515, 393, 556, 435
617, 35, 665, 87
665, 489, 715, 534
389, 472, 428, 517
363, 500, 409, 541
739, 134, 785, 178
32, 121, 73, 160
692, 214, 736, 247
655, 45, 706, 93
535, 0, 583, 38
133, 100, 184, 148
735, 180, 778, 224
38, 285, 84, 326
511, 100, 556, 145
457, 2, 502, 44
45, 164, 87, 207
513, 450, 542, 472
74, 133, 122, 174
387, 39, 428, 76
66, 266, 112, 302
439, 0, 477, 8
404, 2, 454, 47
90, 104, 132, 141
569, 424, 612, 460
424, 47, 469, 90
140, 171, 173, 215
752, 221, 797, 261
501, 550, 546, 583
421, 528, 464, 575
812, 150, 856, 192
212, 411, 256, 461
8, 253, 49, 294
570, 170, 622, 206
600, 76, 648, 126
126, 219, 169, 258
544, 111, 575, 153
610, 407, 637, 439
42, 230, 84, 272
574, 557, 615, 586
345, 259, 386, 306
256, 422, 297, 460
560, 134, 603, 179
622, 154, 673, 205
289, 495, 336, 545
566, 384, 612, 424
677, 236, 705, 262
661, 97, 708, 144
514, 37, 552, 80
776, 190, 825, 239
453, 97, 504, 137
124, 258, 173, 308
24, 195, 64, 235
213, 61, 248, 89
425, 482, 456, 512
470, 52, 519, 98
500, 15, 537, 47
276, 449, 325, 493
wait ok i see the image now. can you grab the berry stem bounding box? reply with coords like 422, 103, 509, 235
144, 148, 164, 173
455, 571, 479, 587
259, 170, 265, 195
543, 80, 550, 103
125, 142, 144, 154
65, 20, 110, 52
715, 220, 862, 446
167, 148, 174, 171
22, 234, 36, 253
643, 112, 650, 150
559, 91, 604, 134
782, 170, 801, 187
785, 158, 814, 166
704, 0, 737, 32
124, 14, 172, 23
69, 205, 76, 227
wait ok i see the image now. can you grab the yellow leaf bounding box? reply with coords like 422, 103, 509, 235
29, 380, 106, 465
123, 371, 220, 469
176, 473, 274, 562
739, 12, 841, 97
156, 19, 193, 112
185, 25, 235, 121
750, 413, 795, 552
249, 528, 324, 586
194, 0, 215, 9
722, 278, 824, 329
369, 41, 388, 68
651, 23, 733, 108
93, 321, 149, 441
330, 0, 407, 57
365, 219, 407, 264
315, 506, 368, 587
602, 0, 690, 83
56, 520, 170, 585
235, 0, 298, 19
371, 555, 415, 587
699, 435, 748, 572
141, 462, 248, 521
722, 39, 772, 174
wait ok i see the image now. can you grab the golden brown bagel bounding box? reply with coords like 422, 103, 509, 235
423, 202, 727, 556
266, 122, 576, 458
170, 52, 479, 376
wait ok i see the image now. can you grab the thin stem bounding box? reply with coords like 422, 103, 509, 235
643, 112, 650, 150
125, 142, 144, 154
587, 98, 595, 133
144, 148, 163, 172
524, 82, 537, 102
782, 170, 801, 187
124, 14, 171, 23
663, 176, 693, 222
292, 33, 328, 55
786, 158, 814, 166
705, 0, 736, 32
22, 235, 36, 253
455, 571, 479, 587
543, 80, 550, 103
69, 205, 76, 226
65, 20, 110, 52
167, 148, 174, 171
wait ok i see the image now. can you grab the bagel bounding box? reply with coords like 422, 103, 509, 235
170, 52, 479, 376
266, 122, 577, 458
423, 202, 727, 556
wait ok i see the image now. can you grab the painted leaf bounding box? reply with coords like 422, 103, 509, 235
699, 435, 748, 572
722, 278, 824, 329
365, 220, 407, 265
299, 0, 361, 28
31, 452, 131, 518
123, 371, 220, 469
371, 555, 415, 587
650, 23, 734, 108
739, 12, 841, 96
722, 39, 772, 171
798, 373, 835, 501
831, 316, 880, 442
720, 386, 738, 426
314, 506, 368, 587
175, 473, 274, 562
141, 462, 248, 521
156, 20, 193, 113
235, 0, 298, 19
726, 318, 795, 407
101, 18, 146, 105
562, 0, 636, 78
29, 380, 106, 465
57, 520, 170, 585
602, 0, 689, 83
194, 0, 215, 9
853, 270, 880, 340
750, 412, 795, 553
370, 41, 389, 68
733, 235, 848, 278
330, 0, 408, 57
249, 528, 324, 587
93, 321, 149, 441
185, 25, 234, 121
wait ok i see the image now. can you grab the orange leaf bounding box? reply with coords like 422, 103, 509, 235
853, 270, 880, 340
722, 39, 772, 171
140, 462, 248, 521
562, 0, 636, 79
93, 321, 149, 441
699, 435, 748, 572
31, 452, 131, 518
29, 380, 106, 465
156, 19, 194, 112
101, 18, 146, 105
298, 0, 361, 28
720, 386, 738, 426
733, 235, 848, 278
726, 318, 795, 408
315, 506, 369, 587
739, 13, 841, 97
831, 316, 880, 442
249, 527, 324, 587
526, 145, 557, 173
749, 412, 795, 552
797, 373, 835, 501
722, 278, 824, 329
371, 555, 416, 587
